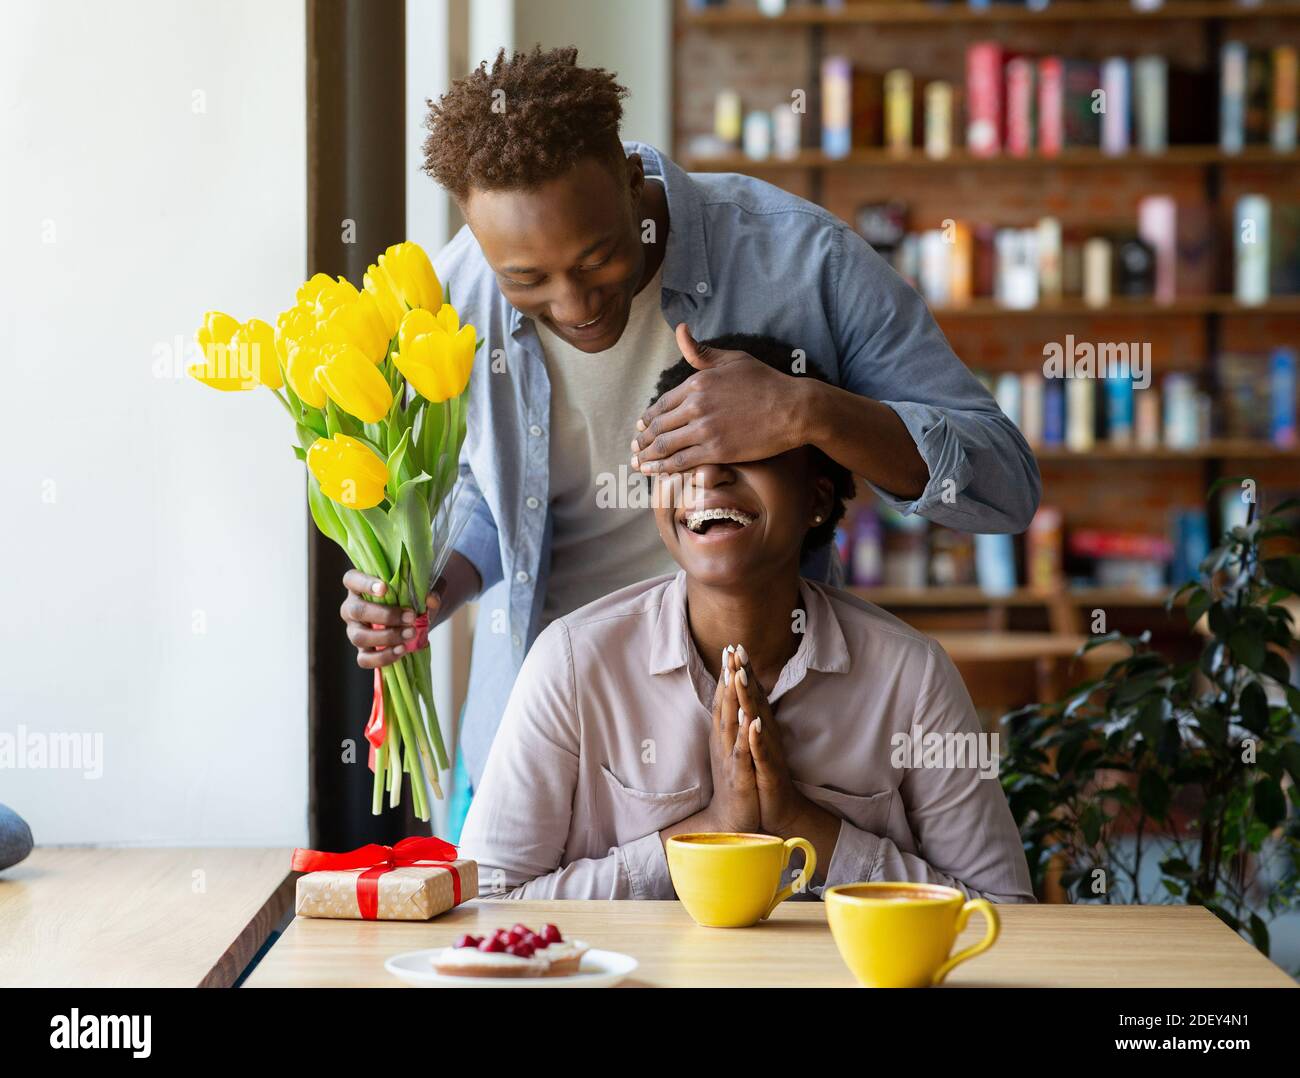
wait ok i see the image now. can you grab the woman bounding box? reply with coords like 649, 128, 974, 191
458, 335, 1034, 903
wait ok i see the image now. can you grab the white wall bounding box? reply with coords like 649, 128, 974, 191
0, 0, 308, 845
513, 0, 671, 150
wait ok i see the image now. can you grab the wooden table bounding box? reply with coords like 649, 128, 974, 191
0, 847, 293, 987
243, 899, 1296, 988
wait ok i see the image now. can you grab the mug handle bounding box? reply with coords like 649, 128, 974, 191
931, 898, 999, 986
762, 837, 817, 919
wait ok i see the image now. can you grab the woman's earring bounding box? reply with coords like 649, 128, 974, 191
813, 514, 824, 524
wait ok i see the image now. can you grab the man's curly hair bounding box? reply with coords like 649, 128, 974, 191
422, 46, 629, 200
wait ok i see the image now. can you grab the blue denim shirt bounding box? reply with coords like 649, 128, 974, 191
435, 142, 1041, 784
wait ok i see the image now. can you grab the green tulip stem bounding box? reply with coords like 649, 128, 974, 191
371, 741, 387, 815
381, 662, 430, 819
411, 650, 450, 772
385, 678, 403, 808
391, 658, 443, 802
268, 386, 297, 420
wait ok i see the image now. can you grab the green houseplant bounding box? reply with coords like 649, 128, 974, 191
1002, 483, 1300, 962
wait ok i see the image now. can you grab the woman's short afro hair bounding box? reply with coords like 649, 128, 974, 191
422, 45, 629, 201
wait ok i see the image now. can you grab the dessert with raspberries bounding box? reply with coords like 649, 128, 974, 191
433, 923, 589, 978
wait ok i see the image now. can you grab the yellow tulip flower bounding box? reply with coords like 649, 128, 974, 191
275, 304, 328, 408
306, 433, 389, 509
191, 311, 280, 391
363, 262, 405, 337
376, 242, 442, 312
392, 305, 475, 403
315, 341, 394, 423
232, 318, 283, 390
318, 290, 391, 363
296, 273, 358, 317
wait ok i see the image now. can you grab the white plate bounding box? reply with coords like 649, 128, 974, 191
384, 947, 638, 988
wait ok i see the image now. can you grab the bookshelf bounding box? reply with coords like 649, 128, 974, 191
683, 145, 1300, 168
681, 2, 1300, 26
674, 0, 1300, 636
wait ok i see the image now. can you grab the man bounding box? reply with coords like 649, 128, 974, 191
340, 46, 1041, 813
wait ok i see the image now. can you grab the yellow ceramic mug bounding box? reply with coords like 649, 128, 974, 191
666, 833, 817, 928
824, 882, 1000, 987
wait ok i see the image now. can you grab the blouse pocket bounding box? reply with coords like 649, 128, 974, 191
792, 780, 895, 837
599, 764, 703, 836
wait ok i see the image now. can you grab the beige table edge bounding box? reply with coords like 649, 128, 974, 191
0, 847, 294, 988
244, 899, 1298, 989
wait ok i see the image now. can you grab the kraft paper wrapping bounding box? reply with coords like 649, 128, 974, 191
294, 860, 478, 921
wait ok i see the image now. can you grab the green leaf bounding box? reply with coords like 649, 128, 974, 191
1262, 651, 1292, 686
296, 423, 319, 452
1228, 628, 1266, 672
307, 474, 349, 551
1254, 777, 1285, 828
291, 445, 307, 462
395, 474, 434, 610
301, 409, 327, 438
1262, 556, 1300, 594
1160, 857, 1195, 879
361, 508, 402, 583
1239, 681, 1269, 735
1138, 770, 1171, 820
1248, 912, 1271, 955
385, 425, 412, 500
1281, 742, 1300, 787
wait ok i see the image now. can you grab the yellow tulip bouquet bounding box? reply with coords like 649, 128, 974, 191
189, 241, 479, 820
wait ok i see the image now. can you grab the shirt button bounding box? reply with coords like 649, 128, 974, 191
511, 634, 522, 648
695, 281, 707, 294
525, 496, 540, 510
515, 570, 530, 583
528, 424, 543, 437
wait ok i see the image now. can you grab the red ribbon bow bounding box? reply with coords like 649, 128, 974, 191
291, 836, 461, 920
364, 613, 430, 771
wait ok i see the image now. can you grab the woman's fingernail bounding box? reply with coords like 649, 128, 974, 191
724, 666, 730, 687
753, 717, 762, 735
636, 419, 646, 432
738, 667, 748, 687
402, 611, 415, 624
630, 455, 639, 468
402, 628, 414, 639
394, 645, 405, 655
371, 582, 386, 595
738, 708, 746, 725
736, 644, 749, 665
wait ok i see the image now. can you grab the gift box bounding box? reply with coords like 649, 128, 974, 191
291, 837, 477, 921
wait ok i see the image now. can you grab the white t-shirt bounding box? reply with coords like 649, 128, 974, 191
535, 259, 681, 625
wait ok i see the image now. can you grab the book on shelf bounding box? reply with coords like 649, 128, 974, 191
974, 533, 1017, 597
1169, 507, 1211, 589
1037, 57, 1064, 157
925, 81, 953, 158
1235, 194, 1271, 305
1100, 57, 1131, 156
1063, 60, 1102, 148
1275, 46, 1298, 153
885, 68, 914, 155
1006, 56, 1036, 157
1027, 507, 1065, 590
966, 42, 1003, 157
1134, 55, 1168, 153
1069, 530, 1174, 592
821, 56, 881, 158
1273, 348, 1298, 448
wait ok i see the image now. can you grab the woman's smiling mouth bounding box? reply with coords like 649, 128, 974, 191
680, 505, 757, 542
